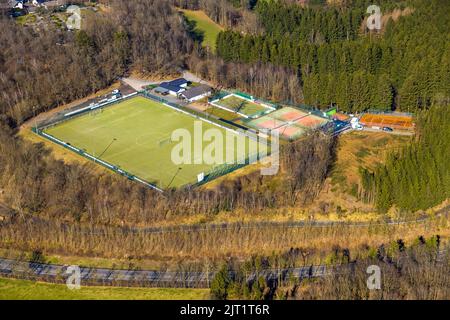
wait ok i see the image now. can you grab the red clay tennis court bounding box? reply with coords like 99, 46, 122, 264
250, 118, 285, 130
247, 116, 305, 140
333, 113, 351, 121
360, 114, 414, 130
246, 107, 308, 131
295, 115, 329, 129
269, 107, 308, 122
274, 125, 305, 140
246, 106, 330, 140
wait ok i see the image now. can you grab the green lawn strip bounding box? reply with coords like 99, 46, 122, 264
204, 107, 239, 121
16, 14, 37, 25
217, 96, 269, 117
0, 277, 209, 300
180, 10, 223, 51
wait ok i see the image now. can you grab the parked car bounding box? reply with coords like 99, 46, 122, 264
383, 127, 394, 132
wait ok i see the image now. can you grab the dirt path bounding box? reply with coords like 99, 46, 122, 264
182, 71, 214, 87
120, 77, 159, 91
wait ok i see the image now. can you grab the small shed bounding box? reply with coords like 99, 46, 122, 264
154, 86, 170, 95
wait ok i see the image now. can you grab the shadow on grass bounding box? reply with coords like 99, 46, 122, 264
184, 18, 205, 45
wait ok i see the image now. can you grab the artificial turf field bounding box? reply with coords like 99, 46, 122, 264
204, 106, 239, 121
44, 96, 266, 189
215, 95, 270, 118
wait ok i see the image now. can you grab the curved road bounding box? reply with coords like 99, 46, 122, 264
0, 257, 329, 289
1, 249, 446, 289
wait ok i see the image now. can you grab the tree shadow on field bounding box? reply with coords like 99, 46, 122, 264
184, 17, 204, 45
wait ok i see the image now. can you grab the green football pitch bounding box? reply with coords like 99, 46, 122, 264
44, 96, 266, 189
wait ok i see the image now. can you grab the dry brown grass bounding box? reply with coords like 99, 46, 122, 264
128, 69, 177, 81
333, 131, 411, 186
186, 102, 210, 112
204, 131, 412, 221
299, 131, 412, 217
382, 7, 414, 25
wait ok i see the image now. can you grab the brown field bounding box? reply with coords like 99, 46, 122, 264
203, 130, 413, 218
360, 113, 414, 130
333, 131, 411, 185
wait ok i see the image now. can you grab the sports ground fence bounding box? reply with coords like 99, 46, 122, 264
33, 91, 269, 192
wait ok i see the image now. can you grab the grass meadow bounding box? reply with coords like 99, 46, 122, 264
0, 278, 209, 300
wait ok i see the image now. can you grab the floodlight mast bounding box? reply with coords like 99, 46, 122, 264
167, 167, 182, 189
33, 106, 38, 132
98, 138, 117, 159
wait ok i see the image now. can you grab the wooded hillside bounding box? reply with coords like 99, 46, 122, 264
215, 0, 450, 111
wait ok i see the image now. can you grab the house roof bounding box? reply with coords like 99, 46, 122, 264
8, 0, 23, 7
181, 85, 212, 100
159, 82, 185, 93
168, 78, 188, 87
154, 86, 169, 93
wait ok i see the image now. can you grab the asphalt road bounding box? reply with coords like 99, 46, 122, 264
1, 250, 446, 289
0, 257, 329, 288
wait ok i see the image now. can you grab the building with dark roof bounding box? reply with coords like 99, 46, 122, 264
169, 78, 189, 88
155, 78, 189, 97
180, 85, 212, 102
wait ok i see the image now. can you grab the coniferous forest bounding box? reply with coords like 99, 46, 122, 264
216, 0, 450, 112
210, 0, 450, 214
361, 105, 450, 212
